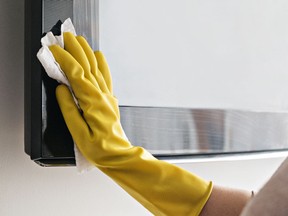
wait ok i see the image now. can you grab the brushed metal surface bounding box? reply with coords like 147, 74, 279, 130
120, 107, 288, 155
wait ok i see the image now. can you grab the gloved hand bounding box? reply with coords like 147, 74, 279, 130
49, 32, 213, 216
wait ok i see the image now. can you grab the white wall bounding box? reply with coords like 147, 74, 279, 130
0, 1, 287, 216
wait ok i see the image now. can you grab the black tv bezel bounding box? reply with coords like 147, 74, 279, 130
25, 0, 76, 166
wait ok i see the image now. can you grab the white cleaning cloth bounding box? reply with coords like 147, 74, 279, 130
37, 18, 94, 172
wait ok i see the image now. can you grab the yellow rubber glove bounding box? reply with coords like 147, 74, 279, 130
49, 32, 213, 216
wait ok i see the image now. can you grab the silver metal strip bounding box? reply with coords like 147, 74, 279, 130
120, 107, 288, 157
164, 151, 288, 164
73, 0, 99, 50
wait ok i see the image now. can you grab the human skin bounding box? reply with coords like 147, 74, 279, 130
240, 157, 288, 216
200, 185, 251, 216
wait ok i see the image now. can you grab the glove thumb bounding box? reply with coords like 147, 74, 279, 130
56, 85, 90, 149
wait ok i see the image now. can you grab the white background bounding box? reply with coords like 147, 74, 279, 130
100, 0, 288, 110
0, 1, 287, 215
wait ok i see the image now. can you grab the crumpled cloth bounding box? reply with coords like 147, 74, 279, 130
37, 18, 94, 172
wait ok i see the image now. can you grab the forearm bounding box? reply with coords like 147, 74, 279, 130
200, 185, 251, 216
95, 144, 213, 216
241, 157, 288, 216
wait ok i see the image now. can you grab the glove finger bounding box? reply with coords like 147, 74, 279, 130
63, 32, 98, 88
76, 36, 109, 94
95, 51, 113, 94
49, 44, 102, 114
56, 84, 90, 153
